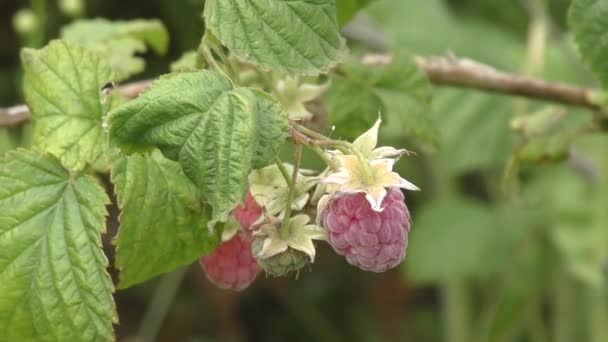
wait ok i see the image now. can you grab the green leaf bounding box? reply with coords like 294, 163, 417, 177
109, 71, 289, 227
203, 0, 347, 76
111, 150, 220, 288
0, 149, 115, 341
545, 135, 608, 288
61, 18, 169, 81
324, 74, 384, 138
21, 40, 116, 170
325, 53, 437, 147
432, 89, 515, 174
336, 0, 376, 27
170, 51, 198, 72
405, 195, 513, 283
511, 107, 593, 164
0, 128, 19, 156
569, 0, 608, 87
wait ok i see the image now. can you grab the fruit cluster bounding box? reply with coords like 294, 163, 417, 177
199, 119, 418, 290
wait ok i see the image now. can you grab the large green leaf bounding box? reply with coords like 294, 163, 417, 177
61, 19, 169, 81
405, 195, 523, 284
109, 71, 288, 226
111, 151, 220, 288
432, 89, 515, 174
0, 149, 115, 341
336, 0, 376, 27
203, 0, 347, 76
325, 54, 436, 147
569, 0, 608, 87
323, 74, 384, 138
21, 40, 117, 170
0, 128, 19, 156
546, 135, 608, 288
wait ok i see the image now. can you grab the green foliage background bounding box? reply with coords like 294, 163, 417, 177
1, 0, 607, 341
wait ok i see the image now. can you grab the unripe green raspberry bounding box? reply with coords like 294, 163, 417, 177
252, 237, 309, 277
13, 10, 38, 35
59, 0, 84, 17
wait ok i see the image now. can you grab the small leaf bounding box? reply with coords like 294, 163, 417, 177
109, 71, 289, 227
325, 53, 437, 148
203, 0, 347, 76
512, 107, 594, 163
569, 0, 608, 87
111, 150, 220, 288
324, 74, 385, 138
0, 149, 115, 341
21, 40, 116, 170
61, 18, 169, 81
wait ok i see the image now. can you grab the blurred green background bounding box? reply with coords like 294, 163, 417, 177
2, 0, 608, 341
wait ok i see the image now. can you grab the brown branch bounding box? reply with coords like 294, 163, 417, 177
0, 55, 602, 127
0, 80, 153, 127
362, 54, 601, 111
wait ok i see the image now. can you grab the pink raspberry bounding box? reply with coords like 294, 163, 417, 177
199, 233, 259, 290
233, 191, 262, 231
321, 188, 411, 272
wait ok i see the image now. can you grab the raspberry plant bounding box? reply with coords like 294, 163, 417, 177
1, 0, 608, 341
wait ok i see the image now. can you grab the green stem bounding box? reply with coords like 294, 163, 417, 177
30, 0, 46, 47
280, 144, 302, 238
442, 280, 472, 342
137, 267, 188, 342
274, 156, 291, 186
309, 145, 335, 170
585, 283, 606, 342
553, 266, 575, 342
526, 299, 549, 342
292, 124, 352, 153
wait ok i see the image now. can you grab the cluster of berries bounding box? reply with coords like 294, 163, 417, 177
199, 119, 417, 290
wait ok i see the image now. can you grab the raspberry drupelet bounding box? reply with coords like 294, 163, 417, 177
321, 188, 411, 272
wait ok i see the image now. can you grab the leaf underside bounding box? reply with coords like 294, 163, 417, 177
111, 151, 220, 289
109, 71, 288, 226
0, 149, 115, 341
21, 40, 116, 170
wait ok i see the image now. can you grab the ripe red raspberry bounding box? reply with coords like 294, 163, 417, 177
320, 188, 411, 272
233, 191, 262, 231
199, 233, 259, 290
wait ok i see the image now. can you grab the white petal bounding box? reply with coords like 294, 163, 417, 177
257, 237, 288, 259
365, 188, 387, 212
353, 116, 381, 156
369, 146, 409, 160
322, 171, 351, 185
316, 194, 331, 225
396, 176, 420, 191
370, 158, 396, 171
290, 214, 311, 227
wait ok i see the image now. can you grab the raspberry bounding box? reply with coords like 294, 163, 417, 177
320, 188, 411, 272
251, 237, 309, 277
199, 233, 259, 290
233, 191, 262, 231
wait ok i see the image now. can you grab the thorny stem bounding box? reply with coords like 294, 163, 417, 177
3, 54, 606, 126
310, 145, 336, 170
273, 156, 292, 186
280, 144, 302, 238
